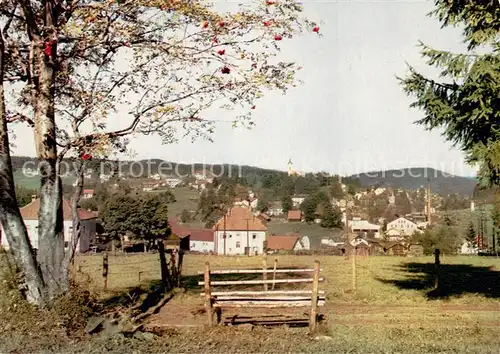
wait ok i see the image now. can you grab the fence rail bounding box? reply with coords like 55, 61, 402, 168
202, 259, 324, 333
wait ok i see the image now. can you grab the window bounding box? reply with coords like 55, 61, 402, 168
229, 234, 232, 238
64, 241, 69, 248
236, 241, 241, 248
252, 234, 257, 239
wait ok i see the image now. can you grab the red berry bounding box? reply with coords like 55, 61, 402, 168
266, 0, 275, 5
251, 105, 256, 110
213, 37, 218, 44
274, 34, 282, 41
124, 42, 131, 47
313, 26, 320, 33
81, 153, 92, 161
221, 67, 230, 74
43, 41, 53, 56
217, 49, 225, 55
202, 21, 209, 28
263, 21, 271, 27
219, 21, 225, 27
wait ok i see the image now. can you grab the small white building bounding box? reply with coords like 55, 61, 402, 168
82, 189, 95, 199
321, 238, 344, 247
0, 197, 99, 253
460, 241, 478, 255
188, 229, 214, 253
291, 197, 306, 207
165, 178, 183, 188
348, 218, 381, 238
387, 217, 419, 237
213, 207, 267, 255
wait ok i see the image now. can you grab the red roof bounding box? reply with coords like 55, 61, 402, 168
20, 198, 98, 221
168, 218, 213, 241
187, 228, 214, 242
83, 189, 94, 194
287, 210, 302, 221
267, 235, 299, 250
213, 207, 267, 231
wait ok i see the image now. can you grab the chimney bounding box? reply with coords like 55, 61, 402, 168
31, 195, 37, 202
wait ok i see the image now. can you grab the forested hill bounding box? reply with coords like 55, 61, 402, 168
350, 168, 477, 196
11, 157, 477, 196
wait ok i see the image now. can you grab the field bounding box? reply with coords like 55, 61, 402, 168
69, 253, 500, 353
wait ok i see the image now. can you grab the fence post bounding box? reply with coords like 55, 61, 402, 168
262, 241, 268, 291
102, 252, 109, 291
271, 258, 278, 290
177, 250, 184, 288
309, 260, 320, 333
434, 248, 440, 288
204, 261, 213, 326
352, 247, 357, 290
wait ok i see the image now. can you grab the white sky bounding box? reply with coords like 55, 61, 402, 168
11, 0, 478, 177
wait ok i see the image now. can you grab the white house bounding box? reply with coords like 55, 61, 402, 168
321, 238, 344, 247
165, 178, 183, 188
213, 206, 268, 255
374, 187, 386, 196
188, 229, 214, 253
0, 198, 99, 253
460, 241, 478, 255
82, 189, 95, 199
267, 207, 283, 216
348, 218, 381, 238
387, 217, 420, 237
291, 197, 306, 207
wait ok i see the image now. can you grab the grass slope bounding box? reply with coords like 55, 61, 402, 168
351, 167, 477, 195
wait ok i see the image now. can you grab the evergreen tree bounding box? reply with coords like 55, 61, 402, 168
466, 221, 476, 247
282, 195, 293, 214
399, 1, 500, 187
320, 203, 342, 229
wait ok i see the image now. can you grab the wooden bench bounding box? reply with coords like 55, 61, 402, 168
198, 260, 325, 332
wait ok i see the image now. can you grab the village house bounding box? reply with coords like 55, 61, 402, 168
267, 234, 310, 253
82, 189, 95, 199
0, 197, 99, 253
165, 178, 183, 188
213, 206, 268, 255
348, 218, 381, 238
459, 241, 478, 255
291, 196, 306, 207
386, 216, 421, 237
142, 181, 159, 192
287, 210, 302, 222
168, 219, 213, 252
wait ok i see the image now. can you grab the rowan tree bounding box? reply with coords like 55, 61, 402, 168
0, 0, 319, 305
399, 0, 500, 187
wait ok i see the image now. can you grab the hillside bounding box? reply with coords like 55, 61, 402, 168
351, 168, 477, 196
11, 157, 478, 196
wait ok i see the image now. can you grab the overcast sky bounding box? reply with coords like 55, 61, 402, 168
12, 0, 477, 177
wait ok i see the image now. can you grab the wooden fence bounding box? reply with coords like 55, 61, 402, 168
198, 260, 325, 332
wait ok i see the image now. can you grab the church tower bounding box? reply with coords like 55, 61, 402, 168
287, 158, 293, 176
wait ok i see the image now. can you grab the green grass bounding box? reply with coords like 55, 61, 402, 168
69, 254, 500, 353
76, 254, 500, 306
2, 253, 500, 353
14, 170, 76, 190
167, 187, 200, 221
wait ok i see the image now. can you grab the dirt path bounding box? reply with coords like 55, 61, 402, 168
146, 296, 500, 330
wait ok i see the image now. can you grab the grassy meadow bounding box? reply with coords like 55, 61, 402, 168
75, 253, 500, 306
70, 253, 500, 353
2, 253, 500, 353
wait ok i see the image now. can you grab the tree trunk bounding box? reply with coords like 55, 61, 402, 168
0, 31, 46, 306
33, 34, 65, 299
62, 160, 85, 279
